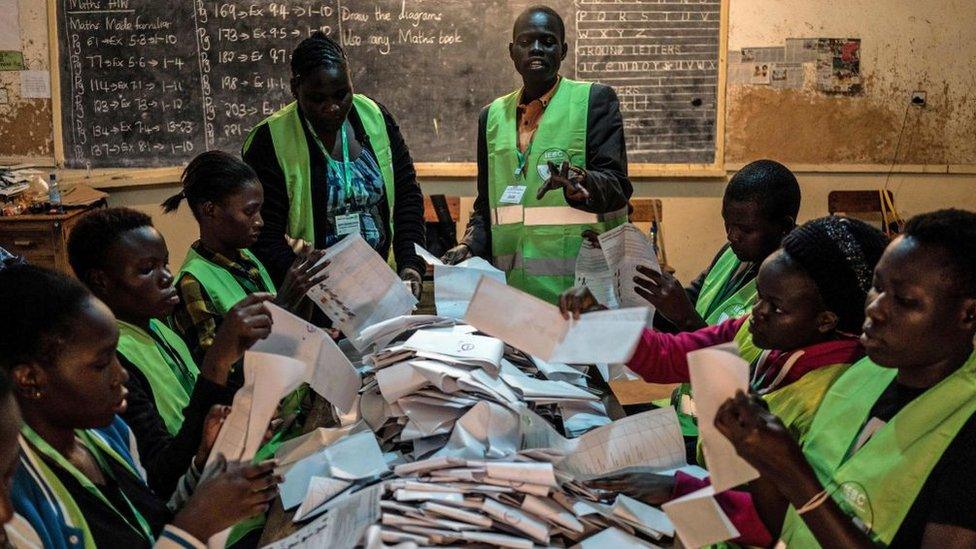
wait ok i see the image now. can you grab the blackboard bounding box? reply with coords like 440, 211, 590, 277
53, 0, 724, 171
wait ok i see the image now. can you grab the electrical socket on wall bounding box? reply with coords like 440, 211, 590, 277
911, 91, 927, 107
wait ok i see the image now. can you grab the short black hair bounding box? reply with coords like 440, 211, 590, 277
903, 209, 976, 297
513, 5, 566, 43
725, 159, 801, 222
68, 207, 153, 284
161, 150, 259, 218
0, 264, 92, 370
291, 30, 347, 79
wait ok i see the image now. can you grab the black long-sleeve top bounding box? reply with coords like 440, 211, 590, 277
118, 353, 235, 499
243, 97, 427, 285
461, 83, 633, 257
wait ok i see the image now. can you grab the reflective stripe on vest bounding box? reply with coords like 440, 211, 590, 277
695, 247, 758, 325
116, 319, 199, 435
780, 352, 976, 546
485, 78, 626, 303
176, 246, 276, 316
242, 96, 395, 247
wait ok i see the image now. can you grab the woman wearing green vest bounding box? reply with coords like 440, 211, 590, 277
67, 208, 274, 501
164, 151, 330, 366
242, 32, 426, 301
442, 6, 633, 303
564, 217, 887, 457
0, 264, 280, 549
640, 159, 801, 334
716, 209, 976, 547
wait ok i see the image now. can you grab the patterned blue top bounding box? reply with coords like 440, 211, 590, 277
320, 143, 387, 249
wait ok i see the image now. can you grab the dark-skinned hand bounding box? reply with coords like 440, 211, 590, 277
586, 472, 676, 506
400, 267, 424, 299
536, 161, 590, 201
172, 457, 281, 541
633, 264, 703, 330
274, 249, 329, 313
558, 286, 607, 320
200, 293, 274, 385
714, 390, 806, 481
441, 244, 473, 265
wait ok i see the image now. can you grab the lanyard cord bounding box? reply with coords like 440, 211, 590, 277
21, 426, 155, 543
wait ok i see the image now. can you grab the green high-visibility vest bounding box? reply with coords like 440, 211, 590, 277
116, 319, 200, 435
176, 246, 276, 316
485, 78, 628, 303
242, 96, 396, 247
695, 246, 759, 325
780, 351, 976, 547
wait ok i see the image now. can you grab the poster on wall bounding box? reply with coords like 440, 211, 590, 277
816, 38, 862, 95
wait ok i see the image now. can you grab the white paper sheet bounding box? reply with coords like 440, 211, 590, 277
207, 351, 307, 465
307, 234, 417, 347
597, 223, 661, 311
571, 527, 660, 548
432, 401, 520, 459
293, 476, 353, 522
687, 344, 760, 492
662, 486, 740, 548
264, 483, 383, 549
253, 303, 360, 413
416, 244, 508, 319
280, 431, 389, 509
556, 408, 686, 477
401, 330, 504, 373
464, 277, 650, 364
574, 240, 620, 309
353, 314, 455, 352
275, 424, 363, 468
611, 494, 674, 538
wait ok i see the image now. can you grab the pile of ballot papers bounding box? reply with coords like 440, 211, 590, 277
241, 234, 748, 548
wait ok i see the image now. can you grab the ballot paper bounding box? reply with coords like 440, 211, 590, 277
293, 476, 353, 522
401, 330, 504, 373
464, 277, 650, 364
207, 352, 308, 465
252, 303, 360, 413
498, 361, 598, 403
416, 244, 507, 319
571, 526, 661, 548
531, 356, 587, 385
275, 424, 364, 469
353, 314, 455, 351
433, 401, 520, 459
575, 239, 620, 309
307, 234, 417, 348
687, 344, 760, 492
265, 482, 384, 549
597, 223, 662, 311
662, 486, 739, 548
281, 431, 389, 510
522, 407, 686, 477
611, 494, 674, 539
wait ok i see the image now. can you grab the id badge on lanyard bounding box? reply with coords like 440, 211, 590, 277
313, 119, 363, 238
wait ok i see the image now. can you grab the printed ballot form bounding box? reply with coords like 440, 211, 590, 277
464, 277, 650, 364
307, 234, 417, 347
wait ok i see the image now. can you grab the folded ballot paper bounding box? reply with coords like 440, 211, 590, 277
464, 276, 650, 364
307, 234, 417, 348
415, 244, 507, 319
575, 223, 662, 313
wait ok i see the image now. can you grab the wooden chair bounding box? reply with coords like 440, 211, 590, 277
628, 197, 672, 272
828, 190, 899, 233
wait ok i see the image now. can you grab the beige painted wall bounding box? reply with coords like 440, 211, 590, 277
4, 0, 976, 283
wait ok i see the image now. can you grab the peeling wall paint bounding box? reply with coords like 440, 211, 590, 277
0, 0, 53, 157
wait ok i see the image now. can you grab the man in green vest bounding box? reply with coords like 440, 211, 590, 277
638, 159, 800, 333
716, 209, 976, 547
441, 5, 633, 303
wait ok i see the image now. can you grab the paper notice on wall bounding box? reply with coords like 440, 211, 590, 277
20, 71, 50, 98
0, 0, 20, 51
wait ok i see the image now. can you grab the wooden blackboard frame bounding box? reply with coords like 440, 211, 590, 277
46, 0, 728, 184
